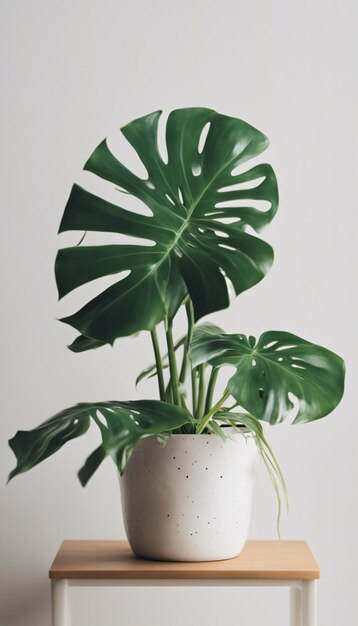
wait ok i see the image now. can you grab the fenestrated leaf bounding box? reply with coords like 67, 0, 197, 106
190, 323, 345, 424
90, 400, 191, 473
8, 405, 92, 480
8, 400, 191, 483
56, 108, 278, 345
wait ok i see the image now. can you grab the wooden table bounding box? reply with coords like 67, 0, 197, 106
49, 540, 319, 626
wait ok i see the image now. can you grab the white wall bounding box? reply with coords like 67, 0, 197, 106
1, 1, 357, 624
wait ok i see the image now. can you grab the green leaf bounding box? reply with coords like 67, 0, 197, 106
90, 400, 191, 473
216, 411, 288, 533
190, 324, 345, 424
78, 445, 106, 486
8, 406, 91, 480
56, 108, 278, 345
207, 418, 227, 441
68, 335, 108, 352
8, 401, 191, 482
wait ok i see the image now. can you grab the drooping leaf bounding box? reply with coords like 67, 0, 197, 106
56, 108, 278, 345
90, 400, 191, 473
68, 335, 108, 353
190, 323, 345, 424
78, 445, 106, 486
215, 411, 288, 531
8, 405, 91, 480
8, 401, 191, 483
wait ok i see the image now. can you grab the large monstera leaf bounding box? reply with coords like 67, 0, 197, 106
8, 400, 190, 483
190, 323, 345, 424
56, 107, 278, 346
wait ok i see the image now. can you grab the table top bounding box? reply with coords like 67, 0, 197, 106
49, 540, 320, 580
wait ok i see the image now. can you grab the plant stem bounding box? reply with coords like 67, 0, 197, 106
166, 320, 180, 406
196, 364, 206, 419
179, 298, 197, 416
150, 327, 165, 401
165, 381, 173, 404
205, 367, 219, 413
179, 299, 195, 384
191, 367, 198, 415
196, 388, 231, 434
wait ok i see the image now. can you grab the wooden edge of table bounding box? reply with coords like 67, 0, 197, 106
49, 540, 320, 580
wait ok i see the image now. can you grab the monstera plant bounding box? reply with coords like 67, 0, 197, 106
8, 108, 345, 534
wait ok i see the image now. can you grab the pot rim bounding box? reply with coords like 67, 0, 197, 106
164, 427, 252, 438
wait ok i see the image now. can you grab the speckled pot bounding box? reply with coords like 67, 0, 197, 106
119, 431, 258, 561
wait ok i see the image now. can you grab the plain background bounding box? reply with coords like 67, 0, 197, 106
0, 1, 357, 624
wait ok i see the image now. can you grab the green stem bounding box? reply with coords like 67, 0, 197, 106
180, 394, 188, 410
204, 367, 219, 413
196, 388, 231, 434
227, 401, 240, 410
166, 321, 180, 406
196, 364, 206, 419
191, 367, 198, 415
179, 299, 195, 384
150, 328, 165, 401
165, 381, 173, 404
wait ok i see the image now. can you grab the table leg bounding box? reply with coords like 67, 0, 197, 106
290, 584, 302, 626
52, 580, 69, 626
301, 580, 317, 626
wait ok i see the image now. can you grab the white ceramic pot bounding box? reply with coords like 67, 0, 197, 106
119, 430, 258, 562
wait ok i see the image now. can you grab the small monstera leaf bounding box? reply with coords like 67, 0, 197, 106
56, 107, 278, 346
8, 400, 190, 483
190, 323, 345, 424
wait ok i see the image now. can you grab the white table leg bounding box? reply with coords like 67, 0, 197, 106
290, 584, 302, 626
301, 580, 317, 626
52, 580, 69, 626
